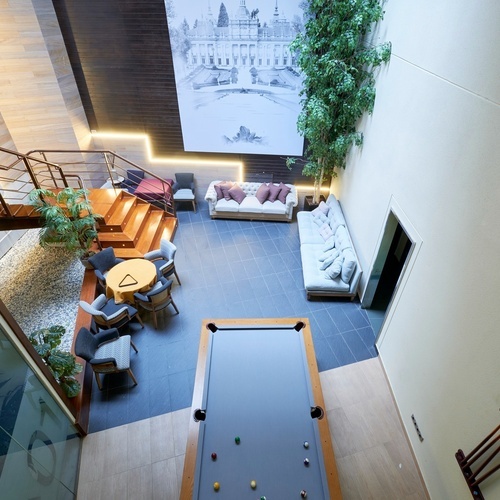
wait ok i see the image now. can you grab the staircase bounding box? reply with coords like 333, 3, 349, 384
90, 188, 177, 258
0, 147, 178, 257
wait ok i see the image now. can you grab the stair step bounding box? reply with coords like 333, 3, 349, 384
104, 195, 137, 229
134, 211, 165, 254
123, 203, 154, 241
151, 217, 178, 248
0, 204, 38, 217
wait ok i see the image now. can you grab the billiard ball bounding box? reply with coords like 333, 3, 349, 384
213, 482, 220, 491
250, 479, 257, 489
303, 458, 310, 466
211, 452, 217, 461
300, 490, 307, 498
303, 441, 309, 449
234, 436, 240, 444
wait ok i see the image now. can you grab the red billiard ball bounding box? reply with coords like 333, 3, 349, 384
211, 452, 217, 460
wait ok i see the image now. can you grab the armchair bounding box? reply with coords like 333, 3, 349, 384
173, 172, 196, 212
87, 247, 124, 288
143, 239, 181, 285
79, 294, 144, 331
74, 327, 138, 390
134, 277, 179, 329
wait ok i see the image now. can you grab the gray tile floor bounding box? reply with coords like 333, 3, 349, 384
89, 203, 377, 432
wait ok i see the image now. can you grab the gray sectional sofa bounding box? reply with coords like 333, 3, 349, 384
297, 194, 362, 300
205, 181, 298, 221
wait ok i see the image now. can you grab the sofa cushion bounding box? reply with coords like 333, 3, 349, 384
215, 198, 240, 212
238, 196, 263, 213
297, 212, 324, 245
228, 183, 246, 204
268, 183, 281, 202
262, 200, 287, 215
341, 249, 357, 283
255, 183, 270, 203
277, 182, 291, 203
318, 223, 334, 241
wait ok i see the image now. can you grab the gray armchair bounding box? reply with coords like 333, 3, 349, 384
75, 327, 138, 390
143, 239, 181, 285
172, 172, 196, 212
134, 277, 179, 329
87, 247, 124, 288
79, 294, 144, 331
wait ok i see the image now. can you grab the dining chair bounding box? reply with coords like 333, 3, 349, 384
74, 327, 138, 390
79, 294, 144, 331
143, 239, 181, 285
172, 172, 196, 212
87, 247, 124, 288
134, 277, 179, 329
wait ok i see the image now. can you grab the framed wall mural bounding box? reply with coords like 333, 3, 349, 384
165, 0, 305, 156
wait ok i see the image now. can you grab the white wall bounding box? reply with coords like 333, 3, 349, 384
333, 1, 500, 498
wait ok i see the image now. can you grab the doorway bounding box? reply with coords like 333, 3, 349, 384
362, 211, 414, 338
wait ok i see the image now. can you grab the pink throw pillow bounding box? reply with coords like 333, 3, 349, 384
255, 183, 271, 204
267, 183, 281, 202
277, 182, 291, 203
214, 183, 223, 200
228, 184, 246, 204
219, 181, 234, 201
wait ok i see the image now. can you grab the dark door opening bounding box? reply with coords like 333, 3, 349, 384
372, 223, 412, 311
363, 212, 414, 337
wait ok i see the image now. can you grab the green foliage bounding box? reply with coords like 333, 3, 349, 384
217, 3, 229, 27
28, 187, 102, 258
28, 326, 82, 398
289, 0, 391, 195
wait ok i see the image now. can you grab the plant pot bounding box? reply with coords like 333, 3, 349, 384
303, 195, 326, 211
80, 257, 94, 270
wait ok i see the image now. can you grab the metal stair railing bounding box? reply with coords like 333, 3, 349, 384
27, 149, 176, 216
0, 147, 176, 219
0, 146, 76, 218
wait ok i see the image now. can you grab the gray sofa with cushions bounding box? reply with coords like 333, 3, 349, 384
205, 181, 298, 221
297, 194, 362, 299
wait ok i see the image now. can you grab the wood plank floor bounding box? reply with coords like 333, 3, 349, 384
77, 358, 428, 499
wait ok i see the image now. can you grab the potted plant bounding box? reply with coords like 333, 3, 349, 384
287, 0, 391, 204
28, 325, 82, 398
28, 187, 102, 265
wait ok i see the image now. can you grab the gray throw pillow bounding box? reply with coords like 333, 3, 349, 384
313, 213, 328, 226
319, 249, 339, 262
341, 249, 357, 283
325, 254, 344, 279
319, 252, 338, 270
318, 223, 333, 241
322, 237, 335, 252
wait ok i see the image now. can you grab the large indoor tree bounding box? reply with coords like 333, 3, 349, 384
288, 0, 391, 203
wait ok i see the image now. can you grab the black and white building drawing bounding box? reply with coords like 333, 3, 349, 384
166, 0, 305, 155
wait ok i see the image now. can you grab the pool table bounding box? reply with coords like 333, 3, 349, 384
180, 318, 342, 499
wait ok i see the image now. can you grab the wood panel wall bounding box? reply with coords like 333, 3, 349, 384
51, 0, 314, 185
